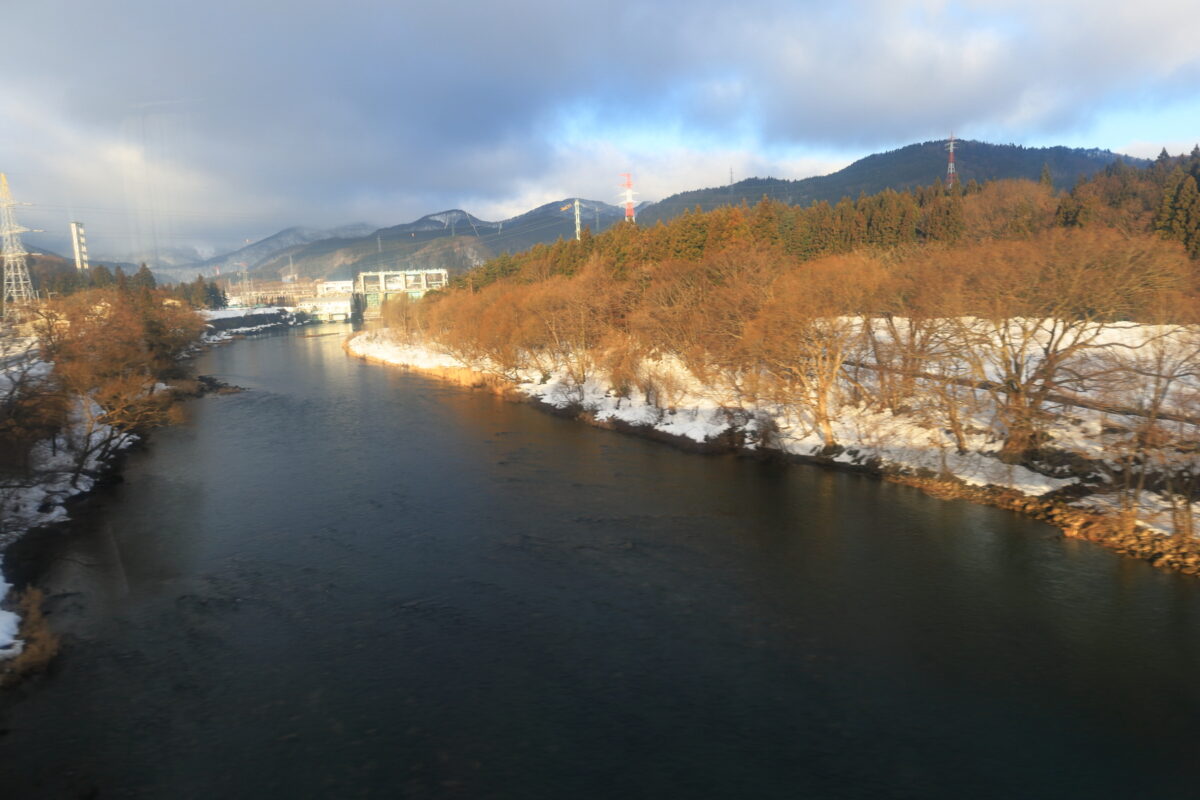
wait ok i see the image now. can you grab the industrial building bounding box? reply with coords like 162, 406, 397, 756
353, 269, 448, 319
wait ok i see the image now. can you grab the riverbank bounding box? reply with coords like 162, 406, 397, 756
202, 306, 305, 338
0, 314, 271, 671
0, 396, 137, 667
346, 329, 1200, 578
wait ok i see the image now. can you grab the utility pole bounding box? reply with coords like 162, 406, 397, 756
69, 221, 90, 271
574, 198, 581, 241
1, 173, 36, 318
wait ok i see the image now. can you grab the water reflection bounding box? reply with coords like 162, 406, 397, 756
2, 327, 1199, 799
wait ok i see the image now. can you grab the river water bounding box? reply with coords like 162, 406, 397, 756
2, 327, 1199, 799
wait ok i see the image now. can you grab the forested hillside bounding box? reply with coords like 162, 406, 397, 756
450, 149, 1196, 294
637, 140, 1146, 225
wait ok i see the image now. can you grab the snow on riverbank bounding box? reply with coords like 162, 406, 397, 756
1, 373, 137, 660
347, 330, 1077, 498
202, 306, 302, 339
3, 310, 298, 659
349, 332, 464, 371
201, 306, 295, 321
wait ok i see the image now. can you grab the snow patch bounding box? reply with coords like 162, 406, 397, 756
1, 368, 140, 660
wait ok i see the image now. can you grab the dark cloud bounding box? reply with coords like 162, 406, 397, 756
2, 0, 1197, 256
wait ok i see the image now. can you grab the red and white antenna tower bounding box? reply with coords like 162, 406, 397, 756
945, 133, 958, 186
619, 173, 637, 223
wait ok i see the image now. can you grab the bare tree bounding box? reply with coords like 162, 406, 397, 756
948, 230, 1192, 462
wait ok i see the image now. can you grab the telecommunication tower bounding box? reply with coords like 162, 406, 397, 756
70, 221, 90, 271
619, 173, 637, 223
1, 173, 36, 316
945, 134, 958, 187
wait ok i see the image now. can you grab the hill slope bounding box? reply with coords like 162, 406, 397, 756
246, 201, 630, 281
636, 141, 1147, 225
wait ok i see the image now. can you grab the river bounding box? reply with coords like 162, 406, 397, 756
2, 326, 1199, 799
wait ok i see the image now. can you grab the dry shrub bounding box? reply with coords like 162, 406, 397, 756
637, 360, 690, 409
0, 587, 61, 688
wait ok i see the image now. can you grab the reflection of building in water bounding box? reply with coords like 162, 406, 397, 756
354, 269, 448, 319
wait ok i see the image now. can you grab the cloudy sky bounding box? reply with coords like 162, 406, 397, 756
2, 0, 1197, 259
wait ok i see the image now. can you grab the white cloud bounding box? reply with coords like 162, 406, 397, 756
1117, 140, 1197, 160
462, 138, 849, 222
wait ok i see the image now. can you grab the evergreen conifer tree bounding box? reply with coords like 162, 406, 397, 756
1169, 176, 1199, 239
1154, 168, 1186, 234
1172, 176, 1200, 257
1039, 163, 1053, 190
89, 265, 115, 288
132, 263, 157, 290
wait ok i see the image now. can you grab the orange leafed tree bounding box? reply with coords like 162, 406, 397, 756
34, 288, 205, 484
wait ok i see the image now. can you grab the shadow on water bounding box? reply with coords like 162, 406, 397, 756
2, 326, 1200, 799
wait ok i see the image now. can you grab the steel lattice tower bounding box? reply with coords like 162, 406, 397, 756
945, 134, 958, 186
1, 173, 36, 317
619, 173, 637, 223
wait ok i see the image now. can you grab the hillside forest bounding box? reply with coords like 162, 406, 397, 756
378, 149, 1200, 536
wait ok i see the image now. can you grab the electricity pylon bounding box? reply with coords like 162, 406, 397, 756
1, 173, 36, 318
560, 199, 583, 241
945, 134, 958, 186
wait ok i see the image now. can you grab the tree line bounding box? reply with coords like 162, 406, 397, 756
31, 260, 227, 310
453, 147, 1198, 295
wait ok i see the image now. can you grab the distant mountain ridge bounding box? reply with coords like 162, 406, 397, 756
189, 223, 376, 276
635, 140, 1149, 225
237, 200, 633, 282
182, 140, 1151, 281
